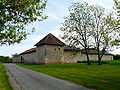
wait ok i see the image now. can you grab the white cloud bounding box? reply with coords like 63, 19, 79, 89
27, 35, 43, 42
49, 25, 61, 37
45, 0, 69, 22
46, 12, 59, 21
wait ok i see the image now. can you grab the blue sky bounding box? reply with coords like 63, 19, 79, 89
0, 0, 119, 57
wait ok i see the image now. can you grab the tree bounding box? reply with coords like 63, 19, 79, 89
12, 53, 19, 57
61, 2, 120, 65
114, 0, 120, 30
60, 2, 93, 65
0, 56, 12, 63
90, 5, 120, 65
114, 0, 120, 17
0, 0, 47, 45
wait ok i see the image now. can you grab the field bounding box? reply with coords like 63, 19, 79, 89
18, 60, 120, 90
0, 63, 13, 90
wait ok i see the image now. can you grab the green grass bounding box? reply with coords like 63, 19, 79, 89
0, 63, 13, 90
17, 60, 120, 90
77, 60, 120, 64
104, 60, 120, 64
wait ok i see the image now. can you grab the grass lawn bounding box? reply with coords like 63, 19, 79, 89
17, 60, 120, 90
0, 63, 13, 90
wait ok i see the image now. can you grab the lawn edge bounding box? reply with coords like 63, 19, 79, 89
4, 63, 23, 90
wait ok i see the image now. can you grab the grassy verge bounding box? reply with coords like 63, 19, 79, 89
17, 61, 120, 90
0, 63, 13, 90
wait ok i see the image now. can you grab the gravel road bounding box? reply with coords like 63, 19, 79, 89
4, 63, 90, 90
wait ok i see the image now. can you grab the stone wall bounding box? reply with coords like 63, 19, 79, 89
87, 54, 113, 60
45, 45, 64, 64
12, 45, 113, 64
64, 51, 113, 63
64, 51, 84, 63
35, 45, 46, 64
21, 52, 36, 63
12, 56, 21, 63
100, 55, 113, 60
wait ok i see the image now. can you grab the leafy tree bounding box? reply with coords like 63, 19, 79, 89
0, 56, 12, 62
114, 0, 120, 18
90, 5, 119, 65
12, 53, 19, 57
61, 2, 120, 65
0, 0, 47, 45
113, 0, 120, 31
60, 2, 93, 65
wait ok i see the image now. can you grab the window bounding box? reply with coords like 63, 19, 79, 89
54, 48, 56, 50
45, 49, 47, 56
58, 48, 60, 50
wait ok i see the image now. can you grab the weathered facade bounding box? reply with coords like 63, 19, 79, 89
12, 33, 113, 64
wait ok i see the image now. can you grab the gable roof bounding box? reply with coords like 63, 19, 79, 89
34, 33, 65, 46
19, 48, 36, 55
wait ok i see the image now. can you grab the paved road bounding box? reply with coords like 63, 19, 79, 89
4, 63, 90, 90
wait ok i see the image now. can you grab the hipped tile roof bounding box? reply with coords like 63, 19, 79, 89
34, 33, 65, 46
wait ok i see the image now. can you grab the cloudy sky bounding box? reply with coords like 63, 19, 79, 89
0, 0, 119, 57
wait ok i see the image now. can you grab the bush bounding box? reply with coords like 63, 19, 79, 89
113, 54, 120, 60
0, 56, 12, 63
104, 60, 120, 64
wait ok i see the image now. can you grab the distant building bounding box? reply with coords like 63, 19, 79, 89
12, 33, 113, 64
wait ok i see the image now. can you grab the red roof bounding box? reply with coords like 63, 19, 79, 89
19, 48, 36, 55
34, 33, 65, 46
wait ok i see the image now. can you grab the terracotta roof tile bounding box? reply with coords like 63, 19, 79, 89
19, 48, 36, 55
34, 33, 65, 46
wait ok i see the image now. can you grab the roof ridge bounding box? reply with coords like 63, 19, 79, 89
44, 33, 50, 44
34, 33, 65, 46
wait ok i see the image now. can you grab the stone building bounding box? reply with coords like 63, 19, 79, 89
12, 33, 113, 64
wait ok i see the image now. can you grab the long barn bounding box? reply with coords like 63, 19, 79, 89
12, 33, 113, 64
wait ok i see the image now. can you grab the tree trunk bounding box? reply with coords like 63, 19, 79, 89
85, 48, 90, 65
86, 53, 91, 65
98, 54, 102, 65
97, 47, 102, 65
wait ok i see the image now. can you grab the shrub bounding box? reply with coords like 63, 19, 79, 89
0, 56, 12, 63
113, 54, 120, 60
104, 60, 120, 64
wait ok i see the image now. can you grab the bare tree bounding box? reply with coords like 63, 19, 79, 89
61, 2, 120, 65
90, 6, 119, 65
60, 2, 93, 65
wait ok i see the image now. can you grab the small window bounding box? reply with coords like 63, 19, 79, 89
45, 49, 47, 56
54, 48, 56, 50
58, 48, 60, 50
